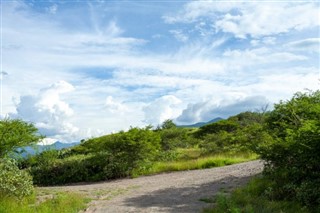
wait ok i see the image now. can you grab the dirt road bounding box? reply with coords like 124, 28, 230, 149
41, 160, 263, 213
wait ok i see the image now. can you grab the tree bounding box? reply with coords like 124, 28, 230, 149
160, 119, 177, 130
259, 90, 320, 207
0, 119, 43, 158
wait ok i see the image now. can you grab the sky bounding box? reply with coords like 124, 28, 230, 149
1, 0, 319, 143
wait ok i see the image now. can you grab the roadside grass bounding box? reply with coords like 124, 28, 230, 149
0, 191, 89, 213
203, 177, 310, 213
134, 151, 258, 176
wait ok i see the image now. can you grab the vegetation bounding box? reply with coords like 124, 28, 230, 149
203, 177, 310, 213
133, 152, 258, 176
0, 119, 42, 200
0, 158, 34, 199
260, 90, 320, 208
2, 90, 318, 212
203, 90, 320, 212
0, 191, 88, 213
20, 111, 263, 186
0, 119, 43, 158
0, 119, 88, 212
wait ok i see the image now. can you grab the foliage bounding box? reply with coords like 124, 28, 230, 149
159, 119, 177, 130
25, 127, 162, 185
203, 177, 311, 213
0, 158, 34, 199
0, 191, 88, 213
198, 112, 269, 155
195, 119, 240, 138
159, 127, 197, 151
102, 127, 161, 170
0, 119, 43, 158
258, 90, 320, 208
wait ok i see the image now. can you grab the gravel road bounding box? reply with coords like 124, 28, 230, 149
41, 160, 263, 213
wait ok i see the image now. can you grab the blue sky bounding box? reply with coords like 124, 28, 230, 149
1, 0, 319, 143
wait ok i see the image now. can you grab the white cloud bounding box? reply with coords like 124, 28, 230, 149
176, 95, 269, 124
164, 2, 319, 38
170, 30, 189, 42
11, 81, 79, 142
39, 138, 57, 146
105, 96, 128, 114
163, 1, 238, 23
222, 47, 307, 69
2, 1, 319, 141
143, 95, 182, 126
285, 38, 320, 53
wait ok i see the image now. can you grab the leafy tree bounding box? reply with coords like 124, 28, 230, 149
160, 119, 177, 130
259, 90, 320, 207
159, 128, 196, 151
228, 111, 266, 126
105, 127, 161, 172
0, 119, 43, 158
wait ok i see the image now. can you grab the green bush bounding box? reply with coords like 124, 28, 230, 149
159, 128, 196, 151
203, 178, 310, 213
259, 90, 320, 208
0, 158, 34, 199
195, 119, 239, 138
27, 126, 162, 185
102, 127, 161, 171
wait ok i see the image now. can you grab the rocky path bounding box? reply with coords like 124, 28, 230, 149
41, 160, 263, 213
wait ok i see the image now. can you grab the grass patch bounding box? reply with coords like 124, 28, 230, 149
176, 148, 202, 160
203, 177, 311, 213
0, 191, 89, 213
134, 152, 258, 176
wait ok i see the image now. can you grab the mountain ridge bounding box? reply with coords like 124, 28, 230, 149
177, 117, 224, 128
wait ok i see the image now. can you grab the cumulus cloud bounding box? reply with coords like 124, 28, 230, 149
105, 96, 128, 114
12, 81, 78, 142
143, 95, 182, 126
176, 95, 269, 124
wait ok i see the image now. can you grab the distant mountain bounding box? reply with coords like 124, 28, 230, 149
50, 141, 79, 150
178, 117, 224, 128
16, 141, 80, 158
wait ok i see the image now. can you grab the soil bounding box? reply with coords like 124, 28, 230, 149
39, 160, 264, 213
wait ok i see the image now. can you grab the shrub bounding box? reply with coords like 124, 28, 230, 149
259, 90, 320, 208
195, 119, 240, 138
28, 127, 162, 185
0, 158, 34, 199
